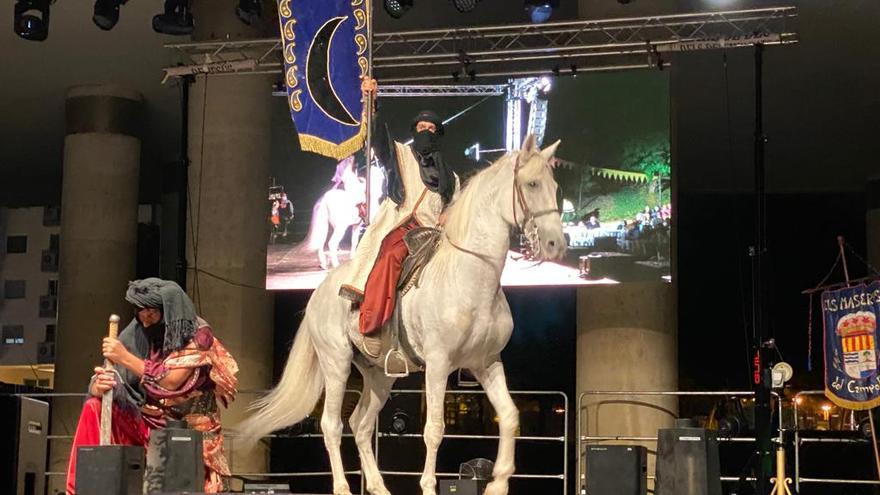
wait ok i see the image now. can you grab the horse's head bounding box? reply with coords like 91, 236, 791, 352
510, 134, 566, 261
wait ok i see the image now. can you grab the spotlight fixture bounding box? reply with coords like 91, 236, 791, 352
570, 64, 578, 77
390, 410, 410, 434
451, 0, 480, 14
93, 0, 127, 31
14, 0, 51, 42
524, 0, 557, 24
235, 0, 261, 26
383, 0, 413, 19
153, 0, 194, 35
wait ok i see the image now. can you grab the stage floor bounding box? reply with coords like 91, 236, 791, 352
266, 243, 618, 291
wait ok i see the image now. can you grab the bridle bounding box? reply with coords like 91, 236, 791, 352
511, 154, 559, 259
446, 153, 559, 264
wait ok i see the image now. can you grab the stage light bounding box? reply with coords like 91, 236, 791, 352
153, 0, 193, 35
451, 0, 479, 13
93, 0, 126, 31
14, 0, 51, 42
383, 0, 413, 19
570, 64, 578, 77
235, 0, 261, 26
524, 0, 557, 23
390, 409, 410, 434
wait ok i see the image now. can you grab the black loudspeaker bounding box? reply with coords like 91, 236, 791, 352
144, 419, 204, 493
584, 444, 647, 495
655, 426, 722, 495
439, 479, 489, 495
76, 445, 145, 495
0, 396, 49, 495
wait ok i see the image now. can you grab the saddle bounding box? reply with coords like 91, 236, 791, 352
352, 226, 442, 376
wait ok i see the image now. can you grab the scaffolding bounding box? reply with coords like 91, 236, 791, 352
164, 6, 797, 82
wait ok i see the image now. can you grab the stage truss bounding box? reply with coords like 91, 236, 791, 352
164, 6, 797, 83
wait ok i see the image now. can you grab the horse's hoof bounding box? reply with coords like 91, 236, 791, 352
483, 481, 509, 495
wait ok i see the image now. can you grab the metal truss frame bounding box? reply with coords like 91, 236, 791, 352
164, 6, 797, 83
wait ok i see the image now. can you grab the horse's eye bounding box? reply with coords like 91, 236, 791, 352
528, 181, 538, 188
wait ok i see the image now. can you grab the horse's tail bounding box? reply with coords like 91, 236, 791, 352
237, 325, 324, 449
302, 197, 330, 252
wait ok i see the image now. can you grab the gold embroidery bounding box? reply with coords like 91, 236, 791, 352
290, 90, 303, 112
284, 43, 297, 64
279, 0, 291, 17
354, 9, 366, 30
286, 66, 298, 88
283, 19, 296, 41
355, 33, 367, 55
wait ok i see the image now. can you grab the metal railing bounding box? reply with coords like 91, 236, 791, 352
576, 390, 784, 490
373, 389, 569, 495
792, 390, 880, 491
18, 388, 569, 494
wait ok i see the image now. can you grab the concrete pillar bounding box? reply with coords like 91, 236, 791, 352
576, 282, 677, 488
186, 1, 275, 475
868, 176, 880, 267
49, 85, 142, 493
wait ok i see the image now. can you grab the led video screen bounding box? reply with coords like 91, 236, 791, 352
266, 71, 670, 290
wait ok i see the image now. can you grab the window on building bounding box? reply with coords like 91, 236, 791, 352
45, 324, 56, 343
5, 235, 27, 254
43, 206, 61, 227
4, 280, 26, 299
23, 378, 50, 388
2, 325, 24, 345
48, 280, 58, 296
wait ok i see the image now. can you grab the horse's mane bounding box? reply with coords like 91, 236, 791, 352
443, 153, 517, 242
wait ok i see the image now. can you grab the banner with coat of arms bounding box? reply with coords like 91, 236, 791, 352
278, 0, 369, 160
823, 280, 880, 409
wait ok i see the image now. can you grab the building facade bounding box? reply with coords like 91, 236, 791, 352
0, 206, 60, 387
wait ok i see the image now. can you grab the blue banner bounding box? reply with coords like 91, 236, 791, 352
278, 0, 369, 160
823, 280, 880, 410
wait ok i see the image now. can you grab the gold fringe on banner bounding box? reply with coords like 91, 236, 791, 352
299, 119, 368, 161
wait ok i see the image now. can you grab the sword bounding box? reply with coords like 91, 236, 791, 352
100, 314, 121, 446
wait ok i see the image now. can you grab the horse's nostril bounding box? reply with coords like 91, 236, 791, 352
548, 240, 556, 247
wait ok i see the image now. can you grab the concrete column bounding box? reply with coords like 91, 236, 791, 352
576, 282, 677, 487
49, 85, 143, 493
187, 1, 275, 475
868, 176, 880, 267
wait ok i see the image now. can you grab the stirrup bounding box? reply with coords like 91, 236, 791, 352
383, 349, 410, 378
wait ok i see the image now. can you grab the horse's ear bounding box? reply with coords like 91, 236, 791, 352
540, 139, 561, 162
520, 134, 538, 154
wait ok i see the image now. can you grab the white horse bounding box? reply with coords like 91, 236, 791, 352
241, 135, 564, 495
302, 157, 386, 269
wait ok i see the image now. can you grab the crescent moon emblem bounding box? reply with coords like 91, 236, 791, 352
306, 16, 359, 127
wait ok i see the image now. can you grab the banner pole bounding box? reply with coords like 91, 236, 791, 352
837, 235, 880, 479
363, 0, 374, 226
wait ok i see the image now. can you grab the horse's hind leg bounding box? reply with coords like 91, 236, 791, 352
350, 364, 396, 495
471, 361, 518, 495
320, 354, 354, 494
420, 359, 451, 495
328, 225, 346, 267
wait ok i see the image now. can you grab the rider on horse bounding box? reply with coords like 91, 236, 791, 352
339, 78, 459, 357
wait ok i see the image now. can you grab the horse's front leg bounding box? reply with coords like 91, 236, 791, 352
420, 360, 451, 495
471, 361, 519, 495
351, 222, 363, 254
320, 358, 353, 494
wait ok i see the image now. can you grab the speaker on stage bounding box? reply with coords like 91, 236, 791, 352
76, 444, 145, 495
583, 444, 647, 495
144, 419, 205, 493
0, 395, 49, 495
439, 479, 488, 495
655, 423, 722, 495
